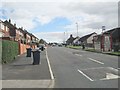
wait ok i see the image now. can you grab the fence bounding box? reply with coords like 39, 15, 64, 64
18, 43, 37, 55
19, 43, 30, 55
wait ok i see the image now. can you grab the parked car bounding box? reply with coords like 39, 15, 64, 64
58, 44, 62, 47
39, 44, 45, 51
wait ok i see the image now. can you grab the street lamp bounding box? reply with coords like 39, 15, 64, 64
102, 26, 106, 34
63, 32, 65, 44
101, 26, 106, 52
76, 22, 78, 37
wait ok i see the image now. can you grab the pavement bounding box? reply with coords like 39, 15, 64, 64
47, 46, 119, 88
2, 49, 54, 88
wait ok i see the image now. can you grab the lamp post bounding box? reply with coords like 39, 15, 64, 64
102, 26, 106, 34
63, 32, 65, 44
66, 30, 68, 41
101, 26, 106, 52
76, 22, 78, 37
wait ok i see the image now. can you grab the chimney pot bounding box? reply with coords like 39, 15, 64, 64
21, 27, 23, 30
9, 19, 11, 23
14, 23, 16, 27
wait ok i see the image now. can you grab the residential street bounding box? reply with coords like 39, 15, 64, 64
47, 47, 119, 88
0, 1, 120, 89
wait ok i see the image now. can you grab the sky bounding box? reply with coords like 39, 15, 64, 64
0, 0, 119, 43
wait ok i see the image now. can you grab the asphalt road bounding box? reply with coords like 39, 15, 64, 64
47, 46, 119, 88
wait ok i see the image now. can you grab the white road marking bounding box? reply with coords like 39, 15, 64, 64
75, 54, 83, 57
79, 55, 83, 56
78, 67, 119, 81
80, 67, 105, 70
100, 73, 120, 80
108, 67, 119, 72
46, 48, 54, 80
88, 58, 104, 65
78, 69, 94, 81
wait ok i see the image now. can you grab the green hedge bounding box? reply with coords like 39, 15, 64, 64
2, 40, 19, 64
0, 41, 2, 64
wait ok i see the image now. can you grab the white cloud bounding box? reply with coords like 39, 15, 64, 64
36, 15, 54, 25
35, 32, 65, 43
1, 1, 118, 42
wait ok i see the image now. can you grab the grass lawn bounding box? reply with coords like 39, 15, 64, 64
67, 45, 120, 56
85, 48, 95, 52
107, 52, 120, 56
67, 45, 81, 49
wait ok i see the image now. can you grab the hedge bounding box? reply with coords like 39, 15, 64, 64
0, 41, 2, 63
2, 40, 19, 64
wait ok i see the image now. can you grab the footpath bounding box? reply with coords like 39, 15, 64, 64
2, 49, 54, 88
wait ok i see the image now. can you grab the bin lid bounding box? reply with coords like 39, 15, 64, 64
26, 48, 32, 49
32, 49, 41, 52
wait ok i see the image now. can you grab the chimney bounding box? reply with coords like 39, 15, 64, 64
21, 27, 23, 30
14, 23, 16, 27
9, 19, 11, 23
70, 34, 73, 38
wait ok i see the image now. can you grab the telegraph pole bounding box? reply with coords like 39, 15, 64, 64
63, 32, 65, 44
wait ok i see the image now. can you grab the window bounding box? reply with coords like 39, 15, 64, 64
6, 26, 8, 32
0, 32, 2, 37
0, 23, 4, 30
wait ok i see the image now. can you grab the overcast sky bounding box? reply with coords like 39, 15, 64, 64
0, 0, 119, 43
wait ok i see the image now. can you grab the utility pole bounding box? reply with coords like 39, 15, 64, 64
76, 22, 78, 37
102, 26, 106, 34
63, 32, 65, 44
66, 30, 68, 41
101, 26, 106, 52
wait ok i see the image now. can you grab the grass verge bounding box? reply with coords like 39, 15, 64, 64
67, 45, 120, 56
67, 45, 81, 49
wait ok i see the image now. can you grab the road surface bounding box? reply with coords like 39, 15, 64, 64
47, 47, 119, 88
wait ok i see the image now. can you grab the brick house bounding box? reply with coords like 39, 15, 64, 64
0, 20, 10, 39
3, 19, 16, 41
93, 27, 120, 52
35, 37, 39, 43
15, 27, 25, 43
30, 33, 36, 43
24, 30, 31, 44
110, 27, 120, 51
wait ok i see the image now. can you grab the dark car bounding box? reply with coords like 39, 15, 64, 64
39, 44, 45, 51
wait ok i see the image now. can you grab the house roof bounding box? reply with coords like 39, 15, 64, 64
23, 30, 31, 36
4, 20, 16, 29
93, 34, 102, 42
93, 27, 120, 41
111, 27, 120, 40
73, 36, 80, 43
79, 32, 96, 42
4, 20, 16, 37
103, 29, 114, 34
66, 34, 75, 44
18, 28, 25, 34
